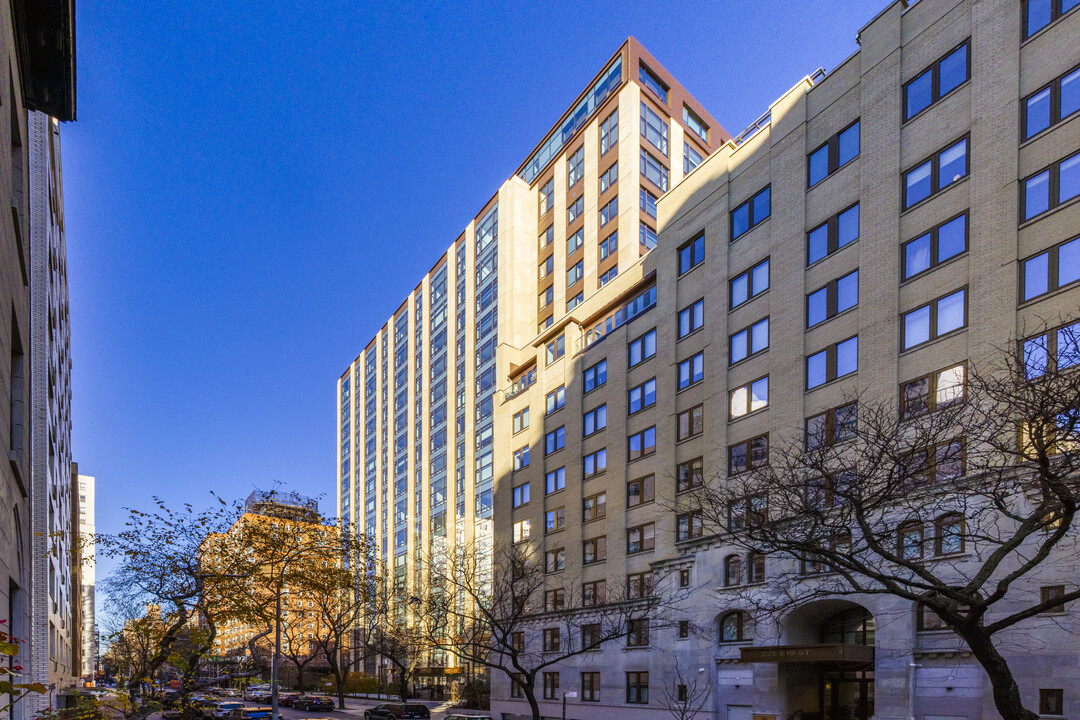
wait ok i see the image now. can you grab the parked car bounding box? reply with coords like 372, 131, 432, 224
444, 716, 493, 720
212, 702, 245, 718
293, 696, 335, 711
278, 693, 303, 707
363, 704, 431, 720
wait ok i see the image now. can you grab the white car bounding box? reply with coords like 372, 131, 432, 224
213, 703, 244, 718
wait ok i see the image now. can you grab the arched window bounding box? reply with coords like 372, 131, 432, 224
748, 551, 766, 583
719, 611, 753, 643
935, 513, 964, 555
724, 555, 742, 586
898, 521, 924, 560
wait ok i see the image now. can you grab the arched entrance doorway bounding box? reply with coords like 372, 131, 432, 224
739, 600, 875, 720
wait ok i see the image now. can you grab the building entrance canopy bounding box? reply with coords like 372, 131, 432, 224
739, 644, 875, 664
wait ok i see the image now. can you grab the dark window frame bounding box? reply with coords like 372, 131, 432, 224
729, 433, 769, 475
678, 351, 705, 390
1020, 149, 1080, 222
903, 134, 970, 210
807, 119, 861, 188
1023, 0, 1080, 39
729, 317, 770, 365
903, 39, 971, 122
675, 456, 703, 493
806, 269, 859, 328
729, 257, 770, 309
627, 474, 655, 508
900, 362, 967, 419
1020, 234, 1080, 302
583, 358, 608, 395
730, 185, 772, 241
678, 233, 706, 275
807, 202, 860, 266
901, 211, 970, 281
628, 377, 657, 415
806, 335, 860, 390
901, 287, 969, 351
627, 426, 657, 461
676, 404, 704, 441
1021, 63, 1080, 141
805, 401, 858, 451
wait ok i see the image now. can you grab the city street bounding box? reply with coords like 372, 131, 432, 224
231, 697, 476, 720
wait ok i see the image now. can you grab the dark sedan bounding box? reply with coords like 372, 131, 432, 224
293, 697, 335, 711
363, 704, 431, 720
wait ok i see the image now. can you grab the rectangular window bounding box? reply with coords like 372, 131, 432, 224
1024, 0, 1080, 38
627, 571, 653, 598
676, 405, 704, 441
582, 535, 607, 564
512, 483, 530, 508
678, 234, 705, 275
542, 671, 559, 698
513, 407, 530, 434
567, 260, 584, 287
901, 363, 966, 418
676, 457, 703, 492
902, 212, 968, 280
731, 186, 771, 240
805, 402, 858, 450
583, 404, 608, 436
904, 439, 965, 485
729, 434, 769, 474
600, 197, 619, 227
806, 336, 859, 389
599, 231, 618, 261
684, 141, 703, 175
628, 426, 657, 460
512, 519, 530, 543
627, 475, 654, 507
546, 385, 566, 414
545, 467, 566, 494
1039, 688, 1064, 716
544, 427, 565, 455
539, 286, 553, 310
640, 64, 668, 103
728, 494, 767, 532
678, 351, 704, 390
567, 291, 584, 311
807, 119, 860, 187
1042, 585, 1067, 613
510, 674, 525, 698
583, 492, 607, 521
730, 376, 769, 419
546, 506, 565, 534
629, 329, 657, 367
627, 523, 655, 553
567, 145, 584, 188
567, 195, 584, 226
640, 222, 658, 250
730, 258, 770, 308
545, 589, 566, 612
581, 672, 601, 702
641, 101, 669, 156
640, 187, 658, 219
729, 317, 769, 364
902, 288, 967, 350
540, 224, 554, 249
600, 162, 618, 194
546, 337, 565, 365
683, 105, 709, 142
582, 580, 606, 607
626, 671, 649, 704
568, 227, 584, 255
904, 40, 970, 121
627, 618, 650, 646
1023, 65, 1080, 140
600, 108, 619, 155
513, 445, 530, 471
539, 178, 554, 215
599, 266, 618, 287
640, 149, 669, 191
583, 359, 607, 394
1022, 150, 1080, 221
583, 448, 607, 479
539, 254, 554, 280
545, 548, 565, 573
807, 203, 860, 265
1022, 236, 1080, 300
904, 136, 969, 209
629, 378, 657, 414
1021, 320, 1080, 378
678, 299, 705, 338
676, 511, 703, 541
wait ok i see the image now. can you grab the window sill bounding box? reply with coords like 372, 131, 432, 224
901, 174, 969, 216
900, 250, 968, 287
676, 434, 703, 445
805, 371, 858, 395
628, 452, 657, 464
627, 500, 656, 510
1018, 278, 1080, 308
731, 216, 771, 245
728, 348, 768, 370
1020, 109, 1080, 148
583, 559, 607, 567
900, 326, 967, 356
678, 262, 704, 280
807, 156, 859, 193
1021, 4, 1080, 45
677, 380, 704, 394
729, 407, 769, 424
729, 288, 770, 314
623, 645, 651, 652
582, 515, 605, 525
629, 404, 657, 417
902, 80, 970, 127
627, 548, 655, 557
1019, 192, 1080, 230
678, 327, 705, 343
807, 303, 858, 332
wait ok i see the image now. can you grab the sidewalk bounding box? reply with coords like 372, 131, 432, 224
327, 696, 462, 719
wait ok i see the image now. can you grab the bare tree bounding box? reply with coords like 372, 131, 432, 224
425, 543, 685, 720
660, 658, 712, 720
357, 571, 427, 703
686, 329, 1080, 720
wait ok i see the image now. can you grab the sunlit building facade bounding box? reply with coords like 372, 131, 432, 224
334, 39, 725, 684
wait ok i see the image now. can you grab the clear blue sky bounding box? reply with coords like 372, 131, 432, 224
66, 1, 874, 554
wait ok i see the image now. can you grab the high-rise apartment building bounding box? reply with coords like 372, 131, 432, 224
491, 1, 1080, 719
0, 4, 76, 718
76, 471, 97, 682
335, 40, 725, 684
29, 108, 77, 702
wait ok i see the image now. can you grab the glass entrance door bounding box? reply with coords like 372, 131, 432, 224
821, 670, 874, 720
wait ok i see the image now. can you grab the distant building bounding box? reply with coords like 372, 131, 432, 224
0, 2, 76, 718
76, 471, 97, 682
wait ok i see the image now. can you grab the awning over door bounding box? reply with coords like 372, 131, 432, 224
739, 644, 875, 664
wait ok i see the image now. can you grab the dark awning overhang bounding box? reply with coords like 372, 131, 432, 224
739, 644, 875, 664
12, 0, 77, 121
